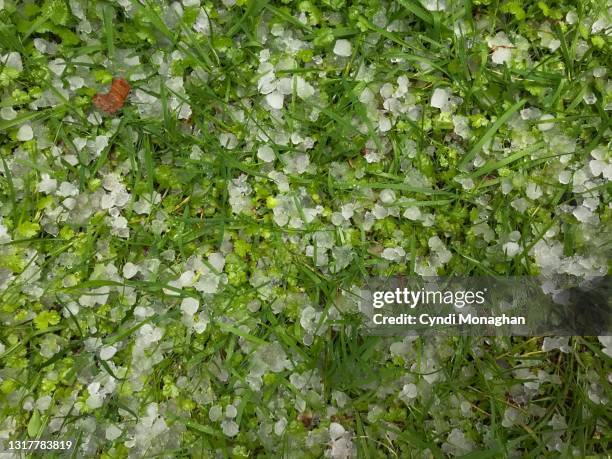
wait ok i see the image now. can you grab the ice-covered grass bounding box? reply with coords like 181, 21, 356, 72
0, 0, 610, 457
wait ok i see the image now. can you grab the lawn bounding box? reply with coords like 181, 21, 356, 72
0, 0, 611, 457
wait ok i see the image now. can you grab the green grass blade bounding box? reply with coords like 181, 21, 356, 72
458, 98, 527, 169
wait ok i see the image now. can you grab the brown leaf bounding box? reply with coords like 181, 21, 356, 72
93, 78, 131, 114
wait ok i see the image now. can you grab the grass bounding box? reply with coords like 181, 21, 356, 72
0, 0, 610, 457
